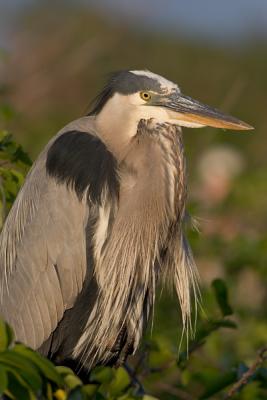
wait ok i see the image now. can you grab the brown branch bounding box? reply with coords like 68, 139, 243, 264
0, 160, 12, 168
225, 346, 267, 399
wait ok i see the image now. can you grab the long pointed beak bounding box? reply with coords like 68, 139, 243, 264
164, 93, 254, 131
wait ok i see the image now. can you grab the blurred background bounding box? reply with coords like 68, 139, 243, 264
0, 0, 267, 398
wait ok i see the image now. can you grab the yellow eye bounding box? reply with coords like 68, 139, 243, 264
140, 91, 151, 101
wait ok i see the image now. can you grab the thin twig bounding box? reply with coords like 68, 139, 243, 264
124, 362, 145, 396
225, 346, 267, 398
133, 346, 149, 375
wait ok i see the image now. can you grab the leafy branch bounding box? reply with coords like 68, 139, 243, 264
225, 347, 267, 399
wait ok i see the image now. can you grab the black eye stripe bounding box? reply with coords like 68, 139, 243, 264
88, 71, 162, 115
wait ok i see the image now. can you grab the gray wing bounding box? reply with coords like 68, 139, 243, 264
0, 152, 88, 349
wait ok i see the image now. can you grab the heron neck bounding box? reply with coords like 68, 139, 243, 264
94, 100, 139, 161
120, 119, 186, 222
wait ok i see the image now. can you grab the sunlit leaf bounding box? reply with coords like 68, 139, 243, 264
108, 367, 131, 396
64, 374, 82, 389
56, 366, 77, 376
90, 366, 114, 384
0, 320, 9, 351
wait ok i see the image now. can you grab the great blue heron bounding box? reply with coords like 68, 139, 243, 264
0, 70, 252, 370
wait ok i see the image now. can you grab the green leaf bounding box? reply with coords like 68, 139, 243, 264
14, 146, 32, 166
56, 365, 77, 376
0, 130, 11, 146
0, 319, 10, 351
108, 367, 131, 396
64, 374, 83, 389
0, 320, 13, 350
82, 384, 98, 397
90, 366, 114, 384
0, 130, 31, 168
0, 169, 24, 204
5, 323, 14, 348
13, 344, 64, 387
0, 367, 8, 393
0, 351, 42, 393
46, 382, 54, 400
6, 370, 32, 400
67, 386, 85, 400
212, 279, 233, 317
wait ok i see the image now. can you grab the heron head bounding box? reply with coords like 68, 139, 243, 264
91, 70, 253, 154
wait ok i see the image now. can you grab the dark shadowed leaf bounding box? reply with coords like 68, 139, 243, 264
0, 351, 42, 393
67, 386, 85, 400
6, 370, 32, 400
0, 367, 8, 393
13, 344, 64, 386
199, 369, 237, 399
212, 279, 233, 316
0, 130, 31, 167
95, 393, 106, 400
14, 146, 32, 166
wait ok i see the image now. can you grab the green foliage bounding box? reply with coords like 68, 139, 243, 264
1, 278, 265, 399
0, 127, 32, 229
0, 319, 150, 399
0, 320, 62, 399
